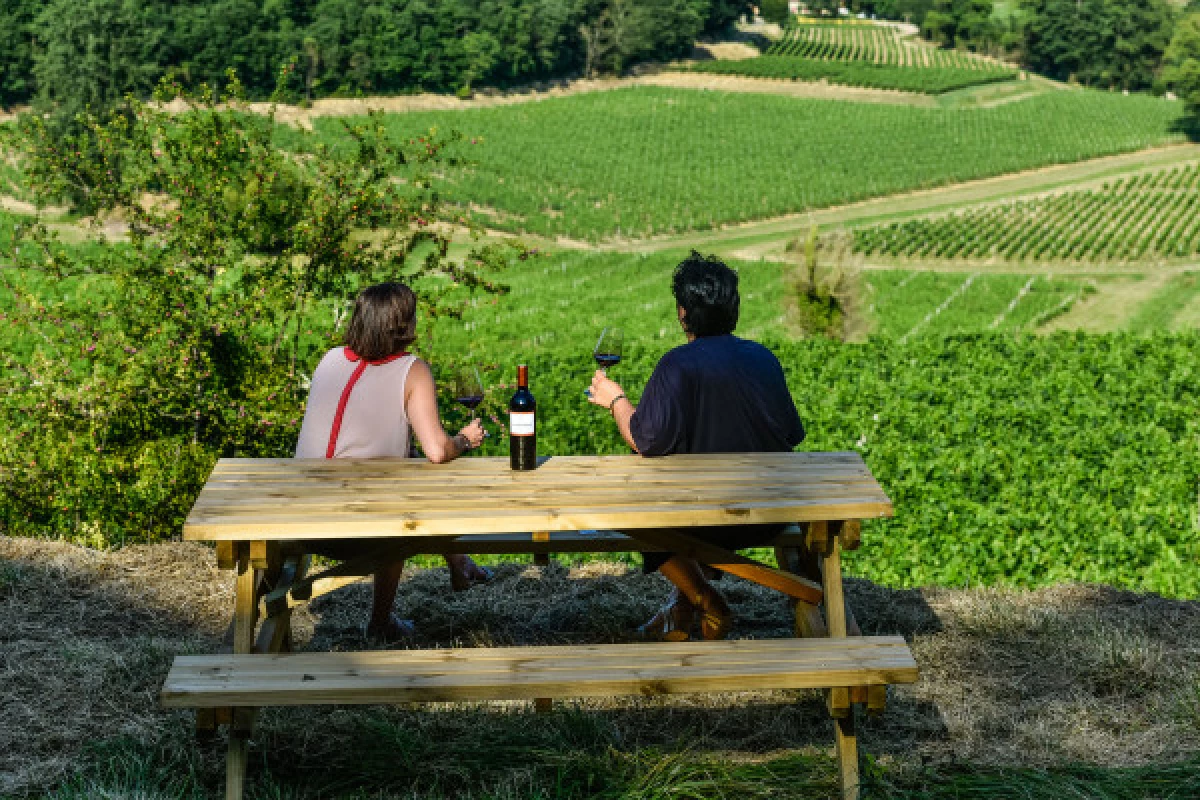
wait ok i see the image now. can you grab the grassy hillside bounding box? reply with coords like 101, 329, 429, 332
308, 87, 1184, 241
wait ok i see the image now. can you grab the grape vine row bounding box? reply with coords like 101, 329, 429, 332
853, 162, 1200, 263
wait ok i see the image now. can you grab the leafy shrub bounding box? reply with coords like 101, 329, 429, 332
0, 75, 516, 545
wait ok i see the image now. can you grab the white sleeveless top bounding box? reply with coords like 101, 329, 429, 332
294, 348, 418, 459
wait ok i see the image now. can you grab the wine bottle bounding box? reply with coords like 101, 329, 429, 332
509, 364, 537, 470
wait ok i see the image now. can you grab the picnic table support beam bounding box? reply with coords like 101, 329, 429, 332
258, 542, 421, 619
626, 529, 823, 606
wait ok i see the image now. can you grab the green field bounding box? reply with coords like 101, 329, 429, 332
306, 87, 1183, 241
854, 161, 1200, 263
690, 56, 1017, 93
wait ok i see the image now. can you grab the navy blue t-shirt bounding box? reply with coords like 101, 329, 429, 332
629, 335, 804, 456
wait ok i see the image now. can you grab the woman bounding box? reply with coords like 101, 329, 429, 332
295, 282, 490, 642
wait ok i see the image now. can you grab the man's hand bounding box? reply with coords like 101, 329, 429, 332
587, 370, 625, 409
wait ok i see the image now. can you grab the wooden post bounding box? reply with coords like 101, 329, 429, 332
834, 712, 860, 800
226, 543, 258, 800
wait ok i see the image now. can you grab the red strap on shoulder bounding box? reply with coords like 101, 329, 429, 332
326, 348, 410, 458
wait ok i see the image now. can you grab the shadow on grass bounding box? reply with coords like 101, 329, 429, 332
42, 734, 1200, 799
7, 539, 1200, 799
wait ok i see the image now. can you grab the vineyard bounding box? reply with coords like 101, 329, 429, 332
767, 23, 1007, 71
443, 332, 1200, 596
853, 161, 1200, 263
688, 21, 1016, 93
308, 87, 1185, 241
690, 56, 1017, 94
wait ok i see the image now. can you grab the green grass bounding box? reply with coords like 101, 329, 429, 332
307, 87, 1184, 242
865, 272, 1085, 339
35, 731, 1200, 799
1128, 273, 1200, 333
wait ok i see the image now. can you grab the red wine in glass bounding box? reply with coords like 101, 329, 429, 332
594, 353, 621, 369
593, 327, 623, 372
453, 366, 485, 415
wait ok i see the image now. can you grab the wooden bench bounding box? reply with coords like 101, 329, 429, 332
163, 636, 918, 800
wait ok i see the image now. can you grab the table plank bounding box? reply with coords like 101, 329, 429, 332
184, 453, 892, 542
161, 636, 919, 708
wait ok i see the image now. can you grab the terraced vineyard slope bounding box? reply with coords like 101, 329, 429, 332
690, 21, 1017, 93
854, 162, 1200, 263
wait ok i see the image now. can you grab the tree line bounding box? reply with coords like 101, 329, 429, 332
0, 0, 750, 111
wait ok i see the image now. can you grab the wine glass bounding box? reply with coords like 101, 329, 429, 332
585, 326, 623, 400
593, 326, 623, 373
452, 365, 485, 421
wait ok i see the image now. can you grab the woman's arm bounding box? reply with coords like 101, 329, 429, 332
405, 359, 484, 463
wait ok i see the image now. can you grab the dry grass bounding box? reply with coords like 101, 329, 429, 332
2, 535, 1199, 798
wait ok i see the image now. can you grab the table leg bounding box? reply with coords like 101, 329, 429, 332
255, 554, 308, 655
834, 713, 860, 800
226, 542, 259, 800
776, 535, 829, 639
821, 531, 862, 800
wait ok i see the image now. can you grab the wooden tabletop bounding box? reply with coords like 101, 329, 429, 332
183, 452, 893, 542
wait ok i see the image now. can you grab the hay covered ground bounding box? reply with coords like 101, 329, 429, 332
2, 535, 1199, 799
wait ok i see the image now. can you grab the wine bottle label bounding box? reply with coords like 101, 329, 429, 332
510, 412, 536, 436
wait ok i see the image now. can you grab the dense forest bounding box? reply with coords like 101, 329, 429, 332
0, 0, 750, 109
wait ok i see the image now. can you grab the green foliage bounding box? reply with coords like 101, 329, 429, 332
854, 162, 1200, 263
306, 86, 1183, 241
0, 0, 38, 108
760, 0, 791, 25
690, 53, 1016, 92
0, 0, 753, 109
485, 334, 1200, 597
0, 76, 515, 545
1019, 0, 1178, 91
1165, 13, 1200, 125
783, 228, 862, 339
921, 0, 998, 51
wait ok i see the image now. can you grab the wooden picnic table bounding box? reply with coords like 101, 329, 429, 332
175, 451, 901, 800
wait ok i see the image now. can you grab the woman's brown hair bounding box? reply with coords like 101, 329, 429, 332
344, 282, 418, 361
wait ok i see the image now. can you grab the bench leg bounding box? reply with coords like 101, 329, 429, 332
226, 731, 249, 800
225, 544, 260, 799
834, 711, 860, 800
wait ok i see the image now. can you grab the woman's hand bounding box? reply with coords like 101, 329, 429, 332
458, 418, 486, 449
587, 370, 625, 409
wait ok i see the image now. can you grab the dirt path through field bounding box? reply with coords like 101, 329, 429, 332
1037, 274, 1172, 333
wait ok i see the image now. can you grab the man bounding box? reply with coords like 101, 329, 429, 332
587, 251, 805, 641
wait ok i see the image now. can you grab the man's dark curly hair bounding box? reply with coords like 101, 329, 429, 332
672, 251, 739, 337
